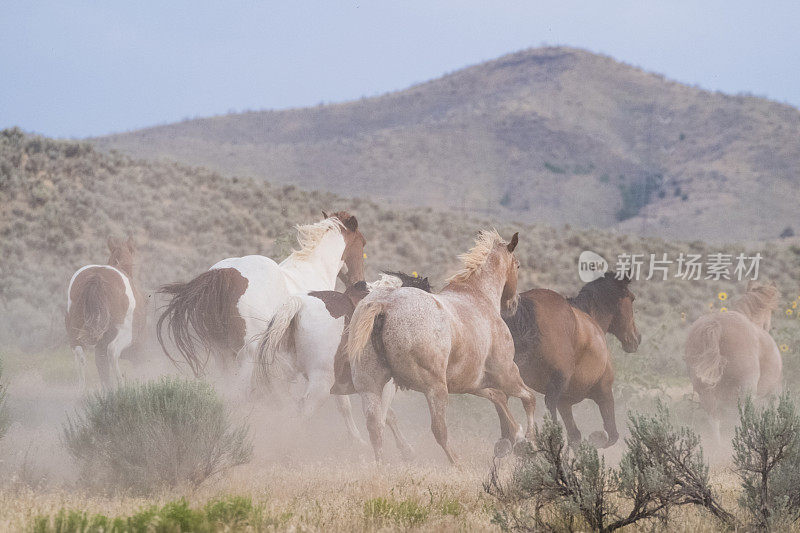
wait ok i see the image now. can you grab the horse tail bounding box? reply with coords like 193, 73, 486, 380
348, 301, 385, 362
67, 272, 112, 346
685, 318, 724, 387
156, 268, 244, 377
255, 295, 303, 387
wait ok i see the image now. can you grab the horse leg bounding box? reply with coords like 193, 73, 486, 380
107, 323, 132, 386
299, 371, 333, 418
425, 384, 459, 465
592, 388, 619, 447
557, 400, 582, 445
352, 346, 391, 463
385, 407, 415, 461
95, 333, 113, 390
334, 395, 367, 446
380, 382, 415, 460
544, 371, 566, 422
72, 346, 87, 391
493, 362, 537, 440
472, 388, 519, 457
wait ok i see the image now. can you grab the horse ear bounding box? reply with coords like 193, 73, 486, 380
507, 232, 519, 252
343, 215, 358, 232
321, 210, 329, 219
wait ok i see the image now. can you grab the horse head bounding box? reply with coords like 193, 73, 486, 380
107, 236, 135, 277
500, 232, 520, 315
326, 211, 365, 287
604, 272, 641, 353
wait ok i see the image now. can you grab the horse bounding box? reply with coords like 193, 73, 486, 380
156, 212, 365, 387
684, 281, 782, 442
348, 230, 537, 464
65, 236, 147, 389
503, 271, 640, 448
255, 272, 430, 454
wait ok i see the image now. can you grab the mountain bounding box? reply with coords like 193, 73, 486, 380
93, 47, 800, 242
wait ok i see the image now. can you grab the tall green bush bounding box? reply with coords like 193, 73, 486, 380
63, 378, 251, 492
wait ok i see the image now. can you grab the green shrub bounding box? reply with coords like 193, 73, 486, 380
62, 378, 251, 492
733, 394, 800, 531
487, 406, 733, 532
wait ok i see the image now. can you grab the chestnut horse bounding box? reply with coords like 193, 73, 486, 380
684, 281, 781, 442
348, 230, 536, 464
65, 237, 146, 389
504, 272, 640, 447
157, 212, 365, 388
255, 272, 430, 453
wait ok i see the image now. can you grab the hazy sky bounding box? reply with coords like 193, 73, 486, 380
2, 1, 798, 138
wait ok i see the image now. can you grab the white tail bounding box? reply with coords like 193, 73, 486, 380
348, 301, 384, 362
685, 319, 724, 387
255, 295, 304, 385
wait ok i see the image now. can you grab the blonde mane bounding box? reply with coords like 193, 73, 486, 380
287, 217, 344, 260
732, 283, 780, 320
446, 229, 505, 284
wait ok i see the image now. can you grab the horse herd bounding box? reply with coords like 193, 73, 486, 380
64, 211, 785, 463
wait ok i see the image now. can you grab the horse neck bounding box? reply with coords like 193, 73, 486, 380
279, 231, 344, 290
569, 294, 612, 333
446, 261, 505, 312
588, 309, 613, 333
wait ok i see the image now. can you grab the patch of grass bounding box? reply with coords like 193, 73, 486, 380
364, 496, 430, 528
62, 378, 252, 493
32, 496, 288, 533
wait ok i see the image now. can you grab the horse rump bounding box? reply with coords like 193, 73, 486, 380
66, 273, 112, 346
685, 318, 724, 388
156, 268, 246, 376
254, 295, 302, 389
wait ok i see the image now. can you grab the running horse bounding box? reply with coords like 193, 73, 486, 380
255, 272, 430, 453
348, 230, 537, 464
157, 212, 365, 389
684, 281, 782, 442
65, 236, 147, 389
504, 272, 641, 447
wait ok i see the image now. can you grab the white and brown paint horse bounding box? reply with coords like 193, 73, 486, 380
348, 230, 537, 464
157, 212, 365, 389
65, 236, 146, 389
685, 281, 782, 442
255, 273, 430, 453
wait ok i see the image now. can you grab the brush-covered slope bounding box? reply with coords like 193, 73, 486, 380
94, 47, 800, 242
3, 129, 800, 389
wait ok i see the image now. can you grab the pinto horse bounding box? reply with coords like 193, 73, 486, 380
65, 237, 147, 389
684, 281, 782, 442
348, 230, 537, 464
255, 272, 430, 453
157, 212, 365, 387
504, 272, 640, 447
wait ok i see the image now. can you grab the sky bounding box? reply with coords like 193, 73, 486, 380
1, 1, 798, 139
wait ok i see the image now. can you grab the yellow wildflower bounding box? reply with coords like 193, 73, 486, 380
718, 292, 728, 301
412, 271, 418, 278
780, 344, 789, 353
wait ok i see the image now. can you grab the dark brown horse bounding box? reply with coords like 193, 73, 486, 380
504, 272, 640, 447
65, 236, 147, 389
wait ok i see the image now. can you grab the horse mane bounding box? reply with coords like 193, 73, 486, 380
732, 283, 780, 320
446, 229, 505, 283
286, 216, 344, 260
567, 274, 627, 317
367, 273, 403, 291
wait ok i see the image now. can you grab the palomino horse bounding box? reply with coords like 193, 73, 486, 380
348, 230, 537, 464
157, 212, 365, 386
65, 236, 147, 389
504, 272, 640, 447
684, 281, 782, 442
255, 272, 430, 453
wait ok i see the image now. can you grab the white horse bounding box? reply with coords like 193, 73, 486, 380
157, 211, 365, 391
256, 273, 430, 455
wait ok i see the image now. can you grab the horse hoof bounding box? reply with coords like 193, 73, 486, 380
588, 430, 609, 448
494, 438, 513, 458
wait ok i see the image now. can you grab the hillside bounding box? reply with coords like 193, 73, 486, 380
2, 129, 800, 389
94, 47, 800, 242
